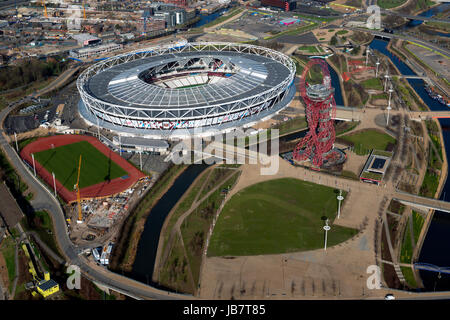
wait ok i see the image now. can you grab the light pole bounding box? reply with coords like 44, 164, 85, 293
375, 60, 380, 77
384, 72, 390, 92
139, 151, 142, 171
323, 219, 330, 251
387, 86, 393, 126
14, 132, 18, 152
52, 172, 57, 197
31, 153, 36, 176
337, 190, 344, 219
365, 47, 370, 66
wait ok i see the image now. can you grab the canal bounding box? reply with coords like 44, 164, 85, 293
130, 164, 208, 286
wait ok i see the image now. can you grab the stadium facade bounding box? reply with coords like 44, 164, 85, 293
77, 42, 296, 139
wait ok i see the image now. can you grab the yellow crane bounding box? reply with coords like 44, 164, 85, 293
42, 0, 48, 18
76, 155, 83, 224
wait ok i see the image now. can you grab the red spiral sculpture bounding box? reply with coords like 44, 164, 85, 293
293, 59, 338, 168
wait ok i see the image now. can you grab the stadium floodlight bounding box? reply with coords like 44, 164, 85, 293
337, 190, 344, 219
31, 153, 36, 176
323, 219, 331, 251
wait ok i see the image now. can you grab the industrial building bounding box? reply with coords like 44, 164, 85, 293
72, 33, 102, 47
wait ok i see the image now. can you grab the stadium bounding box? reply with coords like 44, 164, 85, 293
77, 42, 296, 139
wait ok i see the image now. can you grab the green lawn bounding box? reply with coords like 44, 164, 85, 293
377, 0, 407, 8
400, 220, 413, 264
341, 129, 396, 155
401, 266, 418, 288
208, 178, 357, 256
299, 45, 319, 53
34, 140, 128, 190
361, 78, 383, 90
412, 211, 425, 244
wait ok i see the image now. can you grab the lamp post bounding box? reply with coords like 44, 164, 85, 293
31, 153, 36, 176
337, 190, 344, 219
387, 86, 393, 126
14, 132, 18, 152
384, 71, 390, 92
375, 60, 380, 77
365, 47, 370, 66
139, 151, 142, 171
323, 219, 330, 251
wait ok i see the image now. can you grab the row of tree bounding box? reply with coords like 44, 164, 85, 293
0, 57, 68, 91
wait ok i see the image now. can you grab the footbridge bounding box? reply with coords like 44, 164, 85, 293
393, 191, 450, 214
414, 263, 450, 275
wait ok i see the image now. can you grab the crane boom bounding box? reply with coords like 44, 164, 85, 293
76, 155, 83, 223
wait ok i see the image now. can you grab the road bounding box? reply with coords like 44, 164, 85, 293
0, 72, 191, 300
344, 26, 450, 58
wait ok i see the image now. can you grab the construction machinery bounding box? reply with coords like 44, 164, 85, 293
42, 0, 47, 18
76, 154, 83, 224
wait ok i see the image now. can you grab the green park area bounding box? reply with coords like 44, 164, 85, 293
0, 236, 16, 290
377, 0, 407, 9
34, 140, 128, 190
361, 78, 384, 91
208, 178, 357, 256
341, 129, 396, 155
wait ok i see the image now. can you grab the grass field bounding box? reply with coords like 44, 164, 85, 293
0, 236, 16, 287
34, 141, 128, 190
208, 178, 357, 256
377, 0, 407, 9
341, 129, 396, 155
361, 78, 383, 91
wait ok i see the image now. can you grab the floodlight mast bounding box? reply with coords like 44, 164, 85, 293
76, 155, 83, 224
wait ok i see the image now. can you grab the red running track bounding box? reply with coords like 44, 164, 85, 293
20, 135, 146, 203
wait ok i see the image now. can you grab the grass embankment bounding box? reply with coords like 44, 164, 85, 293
21, 210, 62, 257
340, 129, 396, 155
399, 211, 425, 289
110, 165, 187, 272
361, 78, 383, 91
0, 236, 16, 289
264, 22, 318, 40
159, 169, 241, 293
420, 120, 443, 198
34, 140, 128, 190
208, 178, 357, 256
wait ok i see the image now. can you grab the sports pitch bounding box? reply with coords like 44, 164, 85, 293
34, 140, 128, 190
